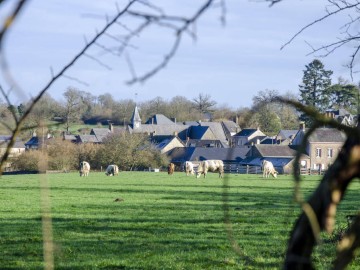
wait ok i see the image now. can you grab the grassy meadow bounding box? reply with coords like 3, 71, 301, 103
1, 172, 359, 269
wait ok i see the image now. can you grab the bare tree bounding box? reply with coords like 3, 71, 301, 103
192, 93, 217, 114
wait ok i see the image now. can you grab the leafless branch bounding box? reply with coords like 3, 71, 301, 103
281, 1, 360, 50
0, 0, 138, 171
276, 97, 360, 269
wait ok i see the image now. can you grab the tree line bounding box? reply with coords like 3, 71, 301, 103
13, 132, 169, 172
1, 59, 358, 141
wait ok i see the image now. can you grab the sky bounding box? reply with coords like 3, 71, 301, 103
0, 0, 357, 109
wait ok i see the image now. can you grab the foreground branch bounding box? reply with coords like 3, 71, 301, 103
282, 97, 360, 269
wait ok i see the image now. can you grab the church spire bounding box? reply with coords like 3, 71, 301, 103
131, 105, 141, 129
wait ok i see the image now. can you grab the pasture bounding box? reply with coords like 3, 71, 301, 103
0, 172, 359, 269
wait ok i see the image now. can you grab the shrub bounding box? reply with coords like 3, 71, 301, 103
12, 150, 48, 172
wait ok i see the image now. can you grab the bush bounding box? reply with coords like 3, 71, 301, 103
12, 150, 48, 172
47, 138, 77, 171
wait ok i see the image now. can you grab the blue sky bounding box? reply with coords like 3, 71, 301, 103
1, 0, 356, 109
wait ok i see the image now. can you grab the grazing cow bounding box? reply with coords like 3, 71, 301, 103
262, 160, 278, 178
168, 163, 175, 175
196, 160, 224, 178
185, 161, 195, 176
79, 161, 90, 177
105, 164, 119, 176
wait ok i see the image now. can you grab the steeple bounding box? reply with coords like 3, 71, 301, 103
131, 105, 141, 129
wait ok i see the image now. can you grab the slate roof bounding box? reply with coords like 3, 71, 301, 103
188, 126, 213, 140
128, 124, 190, 141
222, 121, 240, 134
250, 144, 300, 158
240, 157, 293, 168
186, 139, 228, 148
130, 105, 141, 123
145, 114, 175, 125
234, 128, 258, 137
64, 134, 77, 142
77, 135, 101, 143
25, 136, 39, 147
0, 136, 25, 149
183, 121, 199, 126
199, 122, 227, 142
168, 147, 249, 163
278, 130, 298, 140
308, 128, 346, 143
90, 128, 111, 142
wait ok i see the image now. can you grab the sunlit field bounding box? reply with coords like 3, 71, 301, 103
1, 172, 359, 269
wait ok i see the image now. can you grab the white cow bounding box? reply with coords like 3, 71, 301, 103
262, 160, 278, 178
185, 161, 195, 176
79, 161, 90, 177
105, 164, 119, 176
196, 160, 224, 178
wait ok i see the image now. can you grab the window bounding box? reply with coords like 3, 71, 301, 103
327, 148, 333, 158
316, 148, 321, 158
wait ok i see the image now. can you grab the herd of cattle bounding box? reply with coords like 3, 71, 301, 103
79, 159, 278, 179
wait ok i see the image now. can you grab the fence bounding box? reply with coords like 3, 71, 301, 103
223, 163, 262, 174
300, 168, 326, 175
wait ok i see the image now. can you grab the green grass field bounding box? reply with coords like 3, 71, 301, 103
1, 172, 359, 269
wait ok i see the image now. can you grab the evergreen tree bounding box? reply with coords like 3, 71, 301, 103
327, 81, 358, 113
299, 59, 333, 111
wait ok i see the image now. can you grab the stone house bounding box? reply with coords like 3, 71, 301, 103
231, 128, 266, 147
243, 144, 310, 174
291, 122, 346, 171
0, 136, 25, 157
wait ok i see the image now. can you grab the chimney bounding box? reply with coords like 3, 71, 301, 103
299, 121, 305, 131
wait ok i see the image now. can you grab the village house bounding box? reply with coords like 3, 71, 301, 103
230, 127, 266, 147
242, 144, 310, 174
0, 135, 25, 157
291, 122, 346, 172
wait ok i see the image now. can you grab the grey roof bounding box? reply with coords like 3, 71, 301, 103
64, 134, 77, 142
145, 114, 175, 125
234, 128, 258, 137
0, 135, 11, 141
222, 121, 240, 134
251, 144, 300, 158
128, 124, 190, 140
153, 136, 185, 151
0, 136, 25, 149
168, 147, 249, 163
90, 128, 111, 142
240, 157, 293, 167
186, 139, 228, 148
308, 128, 346, 143
183, 121, 199, 126
199, 122, 227, 142
188, 126, 213, 140
278, 130, 298, 140
77, 134, 101, 143
130, 105, 141, 123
